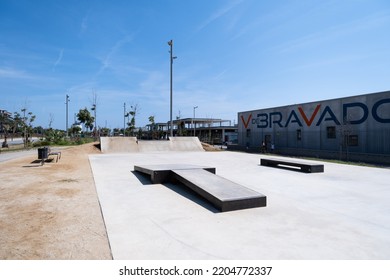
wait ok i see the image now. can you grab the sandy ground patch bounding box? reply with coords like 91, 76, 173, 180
0, 143, 112, 259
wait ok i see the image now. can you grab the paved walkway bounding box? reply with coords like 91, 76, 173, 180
89, 151, 390, 259
0, 150, 37, 163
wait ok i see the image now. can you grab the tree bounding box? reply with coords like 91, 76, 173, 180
10, 112, 22, 140
44, 128, 65, 144
77, 107, 95, 133
48, 113, 54, 129
90, 91, 98, 138
148, 115, 155, 128
70, 125, 82, 137
113, 128, 121, 136
0, 110, 12, 147
17, 108, 36, 148
148, 115, 158, 139
126, 104, 139, 136
100, 127, 111, 137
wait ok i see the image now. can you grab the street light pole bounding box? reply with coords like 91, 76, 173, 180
65, 94, 70, 137
193, 106, 198, 136
168, 39, 177, 138
123, 102, 126, 137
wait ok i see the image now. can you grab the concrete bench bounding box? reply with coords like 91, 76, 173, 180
260, 158, 324, 173
134, 164, 266, 212
48, 150, 61, 163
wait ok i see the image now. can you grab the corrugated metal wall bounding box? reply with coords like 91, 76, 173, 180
237, 91, 390, 162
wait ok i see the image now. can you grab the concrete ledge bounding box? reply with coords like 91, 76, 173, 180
134, 164, 215, 184
260, 158, 324, 173
134, 164, 266, 212
172, 168, 266, 212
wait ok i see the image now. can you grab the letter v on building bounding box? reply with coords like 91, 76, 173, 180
241, 114, 252, 129
298, 105, 321, 126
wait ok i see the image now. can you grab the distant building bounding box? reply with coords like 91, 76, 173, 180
173, 118, 237, 145
235, 90, 390, 164
145, 118, 238, 144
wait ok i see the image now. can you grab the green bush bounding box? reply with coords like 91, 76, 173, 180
56, 139, 71, 145
32, 140, 51, 147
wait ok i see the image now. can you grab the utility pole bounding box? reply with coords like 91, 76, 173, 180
65, 94, 70, 137
193, 106, 198, 136
123, 102, 126, 137
21, 107, 27, 147
168, 39, 177, 137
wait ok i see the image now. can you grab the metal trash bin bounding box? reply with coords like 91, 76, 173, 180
38, 147, 49, 159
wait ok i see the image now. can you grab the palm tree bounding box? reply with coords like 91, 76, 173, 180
77, 108, 95, 133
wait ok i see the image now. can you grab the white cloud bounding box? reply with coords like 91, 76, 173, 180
0, 67, 31, 79
52, 49, 64, 71
278, 10, 390, 54
97, 35, 133, 75
197, 0, 244, 31
81, 14, 88, 34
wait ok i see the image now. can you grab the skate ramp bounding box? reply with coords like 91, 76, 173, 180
100, 137, 204, 153
169, 137, 204, 151
100, 137, 139, 153
138, 140, 171, 152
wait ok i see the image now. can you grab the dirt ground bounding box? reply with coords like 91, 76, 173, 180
0, 143, 112, 260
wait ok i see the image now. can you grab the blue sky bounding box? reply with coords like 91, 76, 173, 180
1, 0, 389, 129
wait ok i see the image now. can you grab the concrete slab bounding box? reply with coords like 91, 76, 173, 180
0, 150, 37, 162
138, 140, 171, 152
134, 164, 216, 183
260, 157, 324, 173
134, 164, 266, 211
89, 152, 390, 259
172, 168, 266, 212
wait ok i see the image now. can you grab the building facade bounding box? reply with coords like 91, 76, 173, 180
145, 118, 237, 144
236, 91, 390, 164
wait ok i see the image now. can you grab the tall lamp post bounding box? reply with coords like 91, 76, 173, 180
123, 102, 126, 137
193, 106, 198, 136
168, 39, 177, 137
65, 94, 70, 137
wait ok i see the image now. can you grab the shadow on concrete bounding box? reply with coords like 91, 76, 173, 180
131, 171, 153, 185
163, 182, 219, 213
22, 159, 55, 167
31, 159, 54, 164
131, 170, 219, 213
258, 163, 311, 173
22, 164, 41, 168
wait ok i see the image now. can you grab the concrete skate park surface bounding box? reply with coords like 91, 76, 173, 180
99, 136, 204, 153
89, 148, 390, 260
